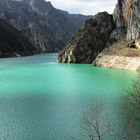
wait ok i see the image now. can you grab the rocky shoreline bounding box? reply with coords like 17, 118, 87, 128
93, 54, 140, 71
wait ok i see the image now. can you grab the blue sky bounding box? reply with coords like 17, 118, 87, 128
47, 0, 117, 15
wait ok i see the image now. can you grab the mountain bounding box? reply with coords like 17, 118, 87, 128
57, 12, 115, 63
57, 0, 140, 65
0, 18, 36, 57
0, 0, 89, 52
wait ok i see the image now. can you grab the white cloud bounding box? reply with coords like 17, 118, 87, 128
47, 0, 117, 15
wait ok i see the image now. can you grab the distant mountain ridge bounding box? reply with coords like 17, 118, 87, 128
0, 0, 89, 52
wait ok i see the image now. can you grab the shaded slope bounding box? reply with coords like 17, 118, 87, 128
0, 18, 36, 57
0, 0, 90, 52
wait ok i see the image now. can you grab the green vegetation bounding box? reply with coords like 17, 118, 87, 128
122, 78, 140, 139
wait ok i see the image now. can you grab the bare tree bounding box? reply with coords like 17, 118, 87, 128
80, 103, 113, 140
69, 77, 140, 140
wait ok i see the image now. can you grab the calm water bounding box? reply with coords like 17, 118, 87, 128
0, 53, 138, 140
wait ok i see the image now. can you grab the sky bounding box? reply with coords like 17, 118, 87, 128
47, 0, 117, 15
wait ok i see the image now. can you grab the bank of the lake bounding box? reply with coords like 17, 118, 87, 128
0, 53, 138, 140
93, 54, 140, 71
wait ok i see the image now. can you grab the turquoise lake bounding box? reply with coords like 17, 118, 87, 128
0, 53, 138, 140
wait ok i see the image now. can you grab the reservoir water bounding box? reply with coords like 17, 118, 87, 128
0, 53, 138, 140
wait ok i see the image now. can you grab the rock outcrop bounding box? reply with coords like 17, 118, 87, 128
113, 0, 140, 40
0, 18, 36, 57
58, 0, 140, 65
57, 12, 115, 63
0, 0, 89, 52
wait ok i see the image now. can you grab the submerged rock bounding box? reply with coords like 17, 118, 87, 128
57, 12, 115, 63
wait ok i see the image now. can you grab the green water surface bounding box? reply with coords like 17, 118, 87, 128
0, 53, 138, 140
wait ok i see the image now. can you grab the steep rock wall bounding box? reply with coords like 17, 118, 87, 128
114, 0, 140, 40
57, 12, 115, 63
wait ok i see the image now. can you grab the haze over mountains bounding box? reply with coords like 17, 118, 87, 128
0, 0, 89, 53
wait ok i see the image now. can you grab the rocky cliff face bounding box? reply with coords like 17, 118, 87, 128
58, 12, 115, 63
0, 18, 36, 57
58, 0, 140, 64
0, 0, 89, 52
113, 0, 140, 40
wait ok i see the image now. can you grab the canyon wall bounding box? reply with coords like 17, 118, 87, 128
0, 0, 89, 52
58, 0, 140, 66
